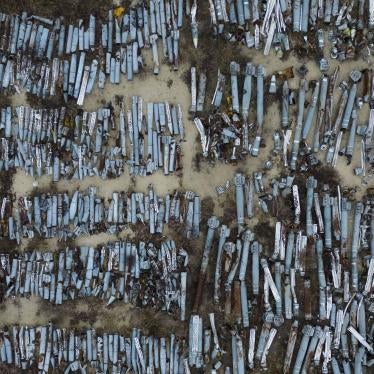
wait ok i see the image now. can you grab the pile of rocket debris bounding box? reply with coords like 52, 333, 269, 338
0, 325, 189, 372
192, 62, 267, 160
187, 172, 374, 372
0, 97, 184, 179
192, 61, 374, 178
0, 186, 201, 242
1, 171, 373, 372
282, 67, 374, 178
0, 1, 187, 103
206, 0, 373, 61
0, 240, 188, 318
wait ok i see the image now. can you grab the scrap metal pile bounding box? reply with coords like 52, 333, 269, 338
192, 61, 374, 179
0, 1, 187, 103
0, 240, 188, 318
0, 325, 188, 372
0, 97, 184, 179
205, 0, 372, 61
0, 186, 200, 242
281, 68, 374, 177
186, 172, 374, 372
192, 62, 267, 161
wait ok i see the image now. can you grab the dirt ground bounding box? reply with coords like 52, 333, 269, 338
1, 1, 374, 372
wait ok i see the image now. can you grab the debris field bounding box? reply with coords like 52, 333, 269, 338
0, 1, 374, 373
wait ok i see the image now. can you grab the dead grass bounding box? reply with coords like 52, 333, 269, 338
309, 165, 341, 192
253, 219, 275, 257
201, 196, 215, 227
137, 309, 187, 337
0, 170, 15, 196
26, 91, 67, 110
219, 195, 237, 228
0, 364, 23, 374
0, 95, 11, 108
28, 181, 58, 198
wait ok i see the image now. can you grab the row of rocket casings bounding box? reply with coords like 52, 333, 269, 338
208, 0, 372, 59
0, 240, 188, 319
0, 318, 372, 373
0, 324, 190, 373
0, 1, 372, 105
0, 187, 201, 242
0, 46, 177, 105
0, 318, 372, 374
2, 1, 370, 63
0, 0, 371, 103
0, 1, 188, 103
191, 63, 374, 173
0, 98, 185, 179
